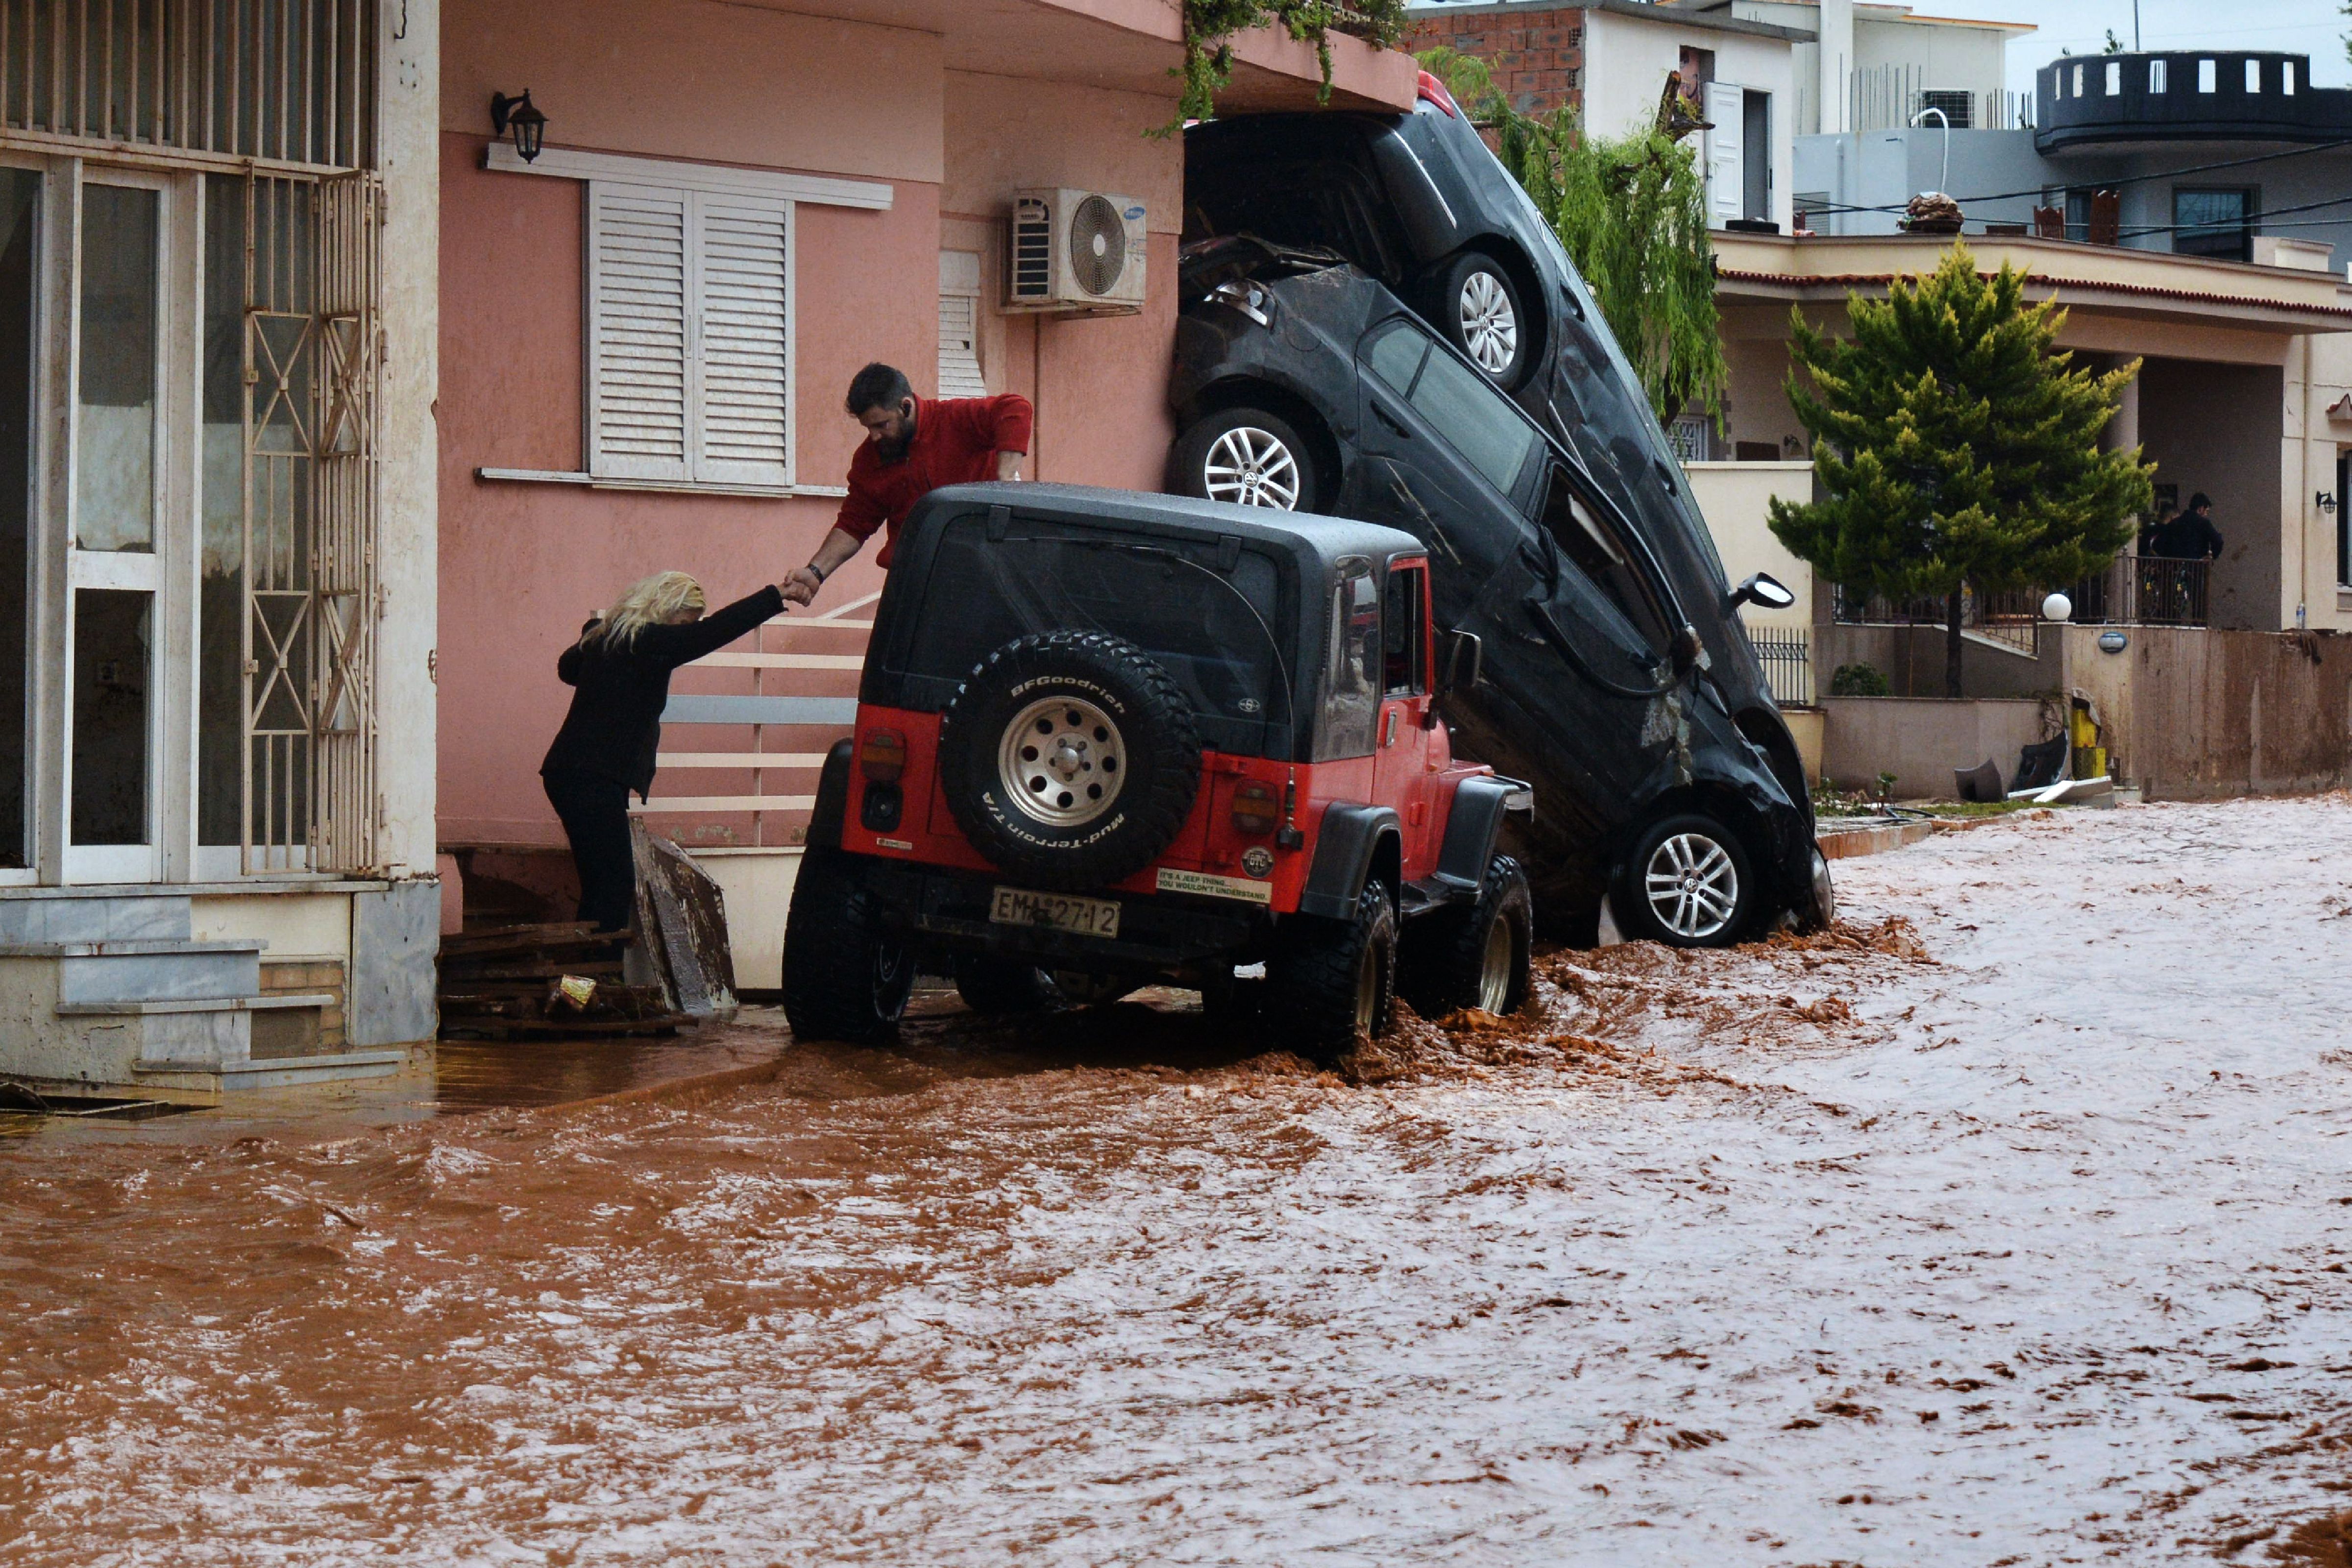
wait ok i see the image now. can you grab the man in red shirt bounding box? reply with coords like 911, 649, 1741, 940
783, 363, 1034, 605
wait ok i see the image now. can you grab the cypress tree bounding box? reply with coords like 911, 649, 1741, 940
1769, 245, 2153, 697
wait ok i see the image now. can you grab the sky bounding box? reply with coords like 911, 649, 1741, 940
1907, 0, 2352, 93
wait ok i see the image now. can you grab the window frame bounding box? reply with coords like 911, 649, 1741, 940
2172, 185, 2257, 262
585, 180, 796, 490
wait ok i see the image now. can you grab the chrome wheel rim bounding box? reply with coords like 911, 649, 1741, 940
999, 696, 1126, 827
1459, 270, 1519, 375
1475, 917, 1513, 1012
1201, 426, 1302, 510
1643, 832, 1739, 941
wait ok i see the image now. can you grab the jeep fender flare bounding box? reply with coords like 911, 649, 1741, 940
806, 738, 856, 853
1298, 803, 1402, 920
1431, 774, 1534, 894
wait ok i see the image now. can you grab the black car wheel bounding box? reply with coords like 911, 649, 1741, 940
781, 849, 916, 1044
1171, 406, 1317, 512
953, 955, 1060, 1015
1434, 251, 1530, 390
939, 631, 1201, 891
1399, 854, 1532, 1018
1271, 881, 1398, 1063
1612, 813, 1758, 949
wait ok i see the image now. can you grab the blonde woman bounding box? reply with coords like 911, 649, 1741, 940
540, 571, 786, 931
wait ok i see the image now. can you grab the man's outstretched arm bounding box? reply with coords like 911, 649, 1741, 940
784, 527, 864, 606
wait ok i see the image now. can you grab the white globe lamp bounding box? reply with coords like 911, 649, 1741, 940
2041, 591, 2073, 623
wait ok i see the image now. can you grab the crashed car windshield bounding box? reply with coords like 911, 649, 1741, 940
903, 513, 1294, 758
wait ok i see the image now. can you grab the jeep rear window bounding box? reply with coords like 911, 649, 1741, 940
904, 518, 1290, 755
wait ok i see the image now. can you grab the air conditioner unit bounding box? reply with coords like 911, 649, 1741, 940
1006, 187, 1147, 314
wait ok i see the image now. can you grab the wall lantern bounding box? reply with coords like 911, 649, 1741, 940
2098, 630, 2130, 654
2318, 490, 2338, 515
490, 90, 547, 163
2041, 591, 2073, 623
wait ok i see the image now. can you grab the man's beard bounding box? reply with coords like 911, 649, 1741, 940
874, 415, 916, 463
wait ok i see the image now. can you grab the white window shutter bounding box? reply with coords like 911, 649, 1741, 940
588, 183, 691, 481
693, 197, 793, 487
1705, 82, 1744, 227
938, 249, 985, 398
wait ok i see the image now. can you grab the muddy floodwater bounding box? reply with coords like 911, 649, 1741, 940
2, 798, 2350, 1566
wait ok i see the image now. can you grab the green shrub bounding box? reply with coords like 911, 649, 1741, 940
1829, 662, 1891, 697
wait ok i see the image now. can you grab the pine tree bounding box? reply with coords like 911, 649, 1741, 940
1769, 244, 2154, 697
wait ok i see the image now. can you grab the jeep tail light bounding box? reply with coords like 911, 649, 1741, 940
858, 728, 906, 784
1231, 780, 1279, 835
1416, 70, 1459, 118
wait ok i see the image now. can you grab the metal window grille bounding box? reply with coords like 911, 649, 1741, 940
1742, 622, 1812, 708
240, 164, 378, 873
0, 0, 373, 168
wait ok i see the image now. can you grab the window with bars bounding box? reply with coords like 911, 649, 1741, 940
587, 182, 793, 489
0, 0, 373, 168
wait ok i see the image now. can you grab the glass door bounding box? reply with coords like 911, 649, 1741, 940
63, 174, 167, 883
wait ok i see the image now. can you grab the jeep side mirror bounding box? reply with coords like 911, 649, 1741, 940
1726, 571, 1797, 613
1439, 630, 1484, 693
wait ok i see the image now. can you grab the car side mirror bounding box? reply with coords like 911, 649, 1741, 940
1726, 571, 1797, 613
1438, 629, 1484, 694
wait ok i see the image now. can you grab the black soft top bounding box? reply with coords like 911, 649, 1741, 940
897, 482, 1424, 580
860, 483, 1425, 760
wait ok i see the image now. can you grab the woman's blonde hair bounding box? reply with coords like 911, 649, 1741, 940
588, 570, 706, 647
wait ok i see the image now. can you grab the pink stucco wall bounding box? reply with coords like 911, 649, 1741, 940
438, 0, 1190, 851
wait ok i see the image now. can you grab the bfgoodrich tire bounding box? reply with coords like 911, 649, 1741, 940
1270, 881, 1398, 1063
938, 632, 1200, 891
1170, 406, 1319, 513
781, 849, 916, 1044
1612, 813, 1758, 949
1399, 854, 1532, 1018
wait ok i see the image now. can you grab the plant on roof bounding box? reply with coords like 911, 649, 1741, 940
1168, 1, 1409, 132
1418, 46, 1727, 428
1769, 244, 2154, 699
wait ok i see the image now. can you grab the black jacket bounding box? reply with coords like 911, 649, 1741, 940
2151, 510, 2224, 561
541, 586, 784, 795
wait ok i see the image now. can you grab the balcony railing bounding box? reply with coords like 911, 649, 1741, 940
1741, 623, 1813, 708
1832, 555, 2210, 637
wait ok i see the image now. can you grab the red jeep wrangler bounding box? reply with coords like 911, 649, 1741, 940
781, 483, 1534, 1060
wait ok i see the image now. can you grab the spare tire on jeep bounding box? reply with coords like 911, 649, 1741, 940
938, 631, 1201, 891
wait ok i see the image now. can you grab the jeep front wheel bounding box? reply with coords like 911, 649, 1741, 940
1270, 881, 1398, 1063
939, 632, 1201, 891
782, 850, 916, 1044
1399, 854, 1532, 1017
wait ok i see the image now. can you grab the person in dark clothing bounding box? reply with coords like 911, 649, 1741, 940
541, 571, 787, 931
2151, 492, 2225, 561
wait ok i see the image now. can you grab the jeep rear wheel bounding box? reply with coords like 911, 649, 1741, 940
781, 849, 916, 1044
939, 632, 1201, 891
1270, 881, 1397, 1063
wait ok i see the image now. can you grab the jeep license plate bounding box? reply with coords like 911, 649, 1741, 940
989, 887, 1121, 939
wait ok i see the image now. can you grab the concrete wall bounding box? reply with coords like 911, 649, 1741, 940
1818, 621, 2065, 699
1818, 695, 2051, 794
2063, 624, 2352, 800
1683, 460, 1814, 627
